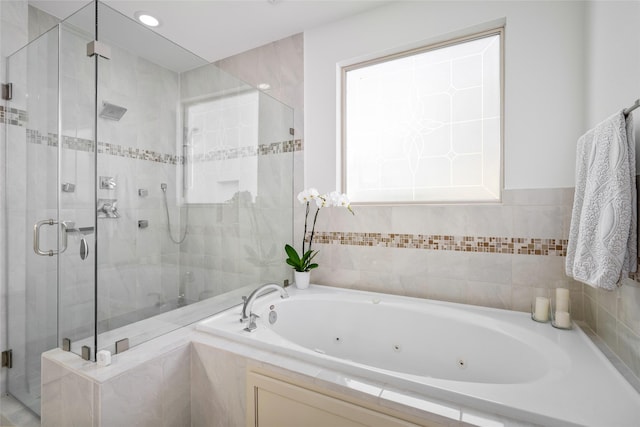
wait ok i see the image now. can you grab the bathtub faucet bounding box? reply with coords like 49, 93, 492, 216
241, 283, 289, 331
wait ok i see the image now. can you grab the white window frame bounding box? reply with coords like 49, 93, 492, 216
340, 27, 505, 205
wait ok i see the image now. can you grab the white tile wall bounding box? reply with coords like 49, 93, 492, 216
41, 343, 191, 427
179, 60, 295, 301
191, 342, 247, 427
99, 345, 191, 427
41, 357, 96, 427
215, 33, 304, 139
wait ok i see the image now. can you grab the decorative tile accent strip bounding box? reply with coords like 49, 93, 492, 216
99, 142, 180, 164
26, 129, 56, 146
21, 126, 300, 164
0, 106, 28, 127
194, 145, 257, 162
259, 139, 302, 154
67, 136, 95, 152
27, 130, 94, 151
192, 139, 302, 162
310, 231, 568, 256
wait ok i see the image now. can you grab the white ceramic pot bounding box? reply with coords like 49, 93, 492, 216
294, 271, 311, 290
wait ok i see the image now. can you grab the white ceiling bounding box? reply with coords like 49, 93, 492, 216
29, 0, 389, 63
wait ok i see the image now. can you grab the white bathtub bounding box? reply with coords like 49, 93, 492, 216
197, 285, 640, 426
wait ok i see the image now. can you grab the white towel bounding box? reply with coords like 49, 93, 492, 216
566, 111, 637, 290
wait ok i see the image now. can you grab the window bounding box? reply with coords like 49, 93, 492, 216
342, 29, 503, 204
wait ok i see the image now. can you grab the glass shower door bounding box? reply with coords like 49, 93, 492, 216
4, 2, 98, 413
5, 26, 60, 416
57, 5, 98, 360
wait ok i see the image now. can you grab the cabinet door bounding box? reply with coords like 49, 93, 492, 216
247, 371, 421, 427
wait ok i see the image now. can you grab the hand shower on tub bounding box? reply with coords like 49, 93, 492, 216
161, 183, 189, 244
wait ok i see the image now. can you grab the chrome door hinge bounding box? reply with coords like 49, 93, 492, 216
2, 83, 12, 100
2, 349, 12, 368
86, 40, 111, 59
81, 346, 91, 361
115, 338, 129, 354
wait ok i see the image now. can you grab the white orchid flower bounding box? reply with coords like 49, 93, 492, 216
288, 187, 355, 273
339, 193, 354, 214
327, 191, 342, 207
307, 188, 320, 199
297, 189, 310, 203
297, 188, 322, 204
315, 194, 328, 208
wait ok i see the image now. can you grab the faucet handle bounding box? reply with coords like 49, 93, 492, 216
243, 313, 259, 332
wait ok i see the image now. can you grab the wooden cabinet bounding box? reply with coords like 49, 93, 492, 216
247, 370, 440, 427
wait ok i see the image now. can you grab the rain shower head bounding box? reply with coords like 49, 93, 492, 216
99, 102, 127, 121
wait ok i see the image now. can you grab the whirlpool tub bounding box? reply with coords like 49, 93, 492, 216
197, 285, 640, 426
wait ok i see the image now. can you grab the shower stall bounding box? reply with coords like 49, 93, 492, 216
4, 1, 294, 415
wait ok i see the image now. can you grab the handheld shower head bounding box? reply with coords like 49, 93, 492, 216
161, 183, 167, 192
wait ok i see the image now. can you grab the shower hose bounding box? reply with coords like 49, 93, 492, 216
161, 184, 188, 244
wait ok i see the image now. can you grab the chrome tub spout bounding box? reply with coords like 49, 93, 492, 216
241, 283, 289, 331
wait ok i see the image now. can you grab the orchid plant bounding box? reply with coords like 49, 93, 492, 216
285, 188, 354, 272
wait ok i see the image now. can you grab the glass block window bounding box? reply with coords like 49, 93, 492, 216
342, 29, 503, 204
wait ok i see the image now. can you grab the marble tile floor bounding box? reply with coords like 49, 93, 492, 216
0, 395, 40, 427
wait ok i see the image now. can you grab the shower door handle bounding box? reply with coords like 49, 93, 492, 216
33, 219, 67, 256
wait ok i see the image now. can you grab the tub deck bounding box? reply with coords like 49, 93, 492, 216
197, 285, 640, 427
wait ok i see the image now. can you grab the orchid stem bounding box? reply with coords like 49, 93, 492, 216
302, 201, 309, 255
309, 206, 321, 252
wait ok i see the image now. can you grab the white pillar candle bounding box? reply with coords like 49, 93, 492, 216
556, 288, 570, 312
534, 297, 550, 321
555, 311, 571, 328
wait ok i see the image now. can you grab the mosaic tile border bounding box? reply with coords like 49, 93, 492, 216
192, 139, 302, 162
9, 106, 302, 161
27, 130, 94, 151
22, 127, 300, 164
0, 106, 28, 127
100, 142, 180, 164
310, 231, 568, 256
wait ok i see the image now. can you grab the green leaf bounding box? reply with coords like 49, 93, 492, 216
284, 244, 301, 264
285, 244, 320, 271
285, 259, 298, 269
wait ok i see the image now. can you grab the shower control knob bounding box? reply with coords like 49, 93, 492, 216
100, 176, 117, 190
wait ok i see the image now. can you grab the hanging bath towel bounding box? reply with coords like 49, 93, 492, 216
566, 111, 637, 290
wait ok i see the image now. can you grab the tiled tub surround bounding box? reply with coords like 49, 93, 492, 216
298, 188, 640, 383
299, 188, 578, 311
41, 285, 640, 427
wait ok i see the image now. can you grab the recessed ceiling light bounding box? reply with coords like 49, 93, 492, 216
257, 83, 271, 90
134, 11, 160, 27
